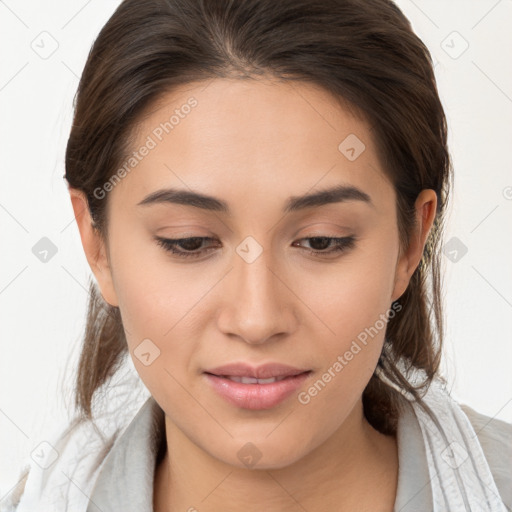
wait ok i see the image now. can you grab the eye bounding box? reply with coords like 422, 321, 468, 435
292, 236, 356, 257
155, 235, 356, 260
155, 236, 220, 259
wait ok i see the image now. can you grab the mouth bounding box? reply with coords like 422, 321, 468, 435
203, 363, 312, 410
211, 375, 292, 384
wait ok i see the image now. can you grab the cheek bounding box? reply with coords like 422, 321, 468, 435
297, 238, 399, 397
107, 228, 211, 390
111, 258, 208, 408
306, 239, 398, 347
108, 221, 200, 334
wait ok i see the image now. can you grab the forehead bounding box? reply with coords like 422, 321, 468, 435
109, 78, 394, 214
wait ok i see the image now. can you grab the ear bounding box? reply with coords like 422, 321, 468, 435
391, 189, 437, 302
68, 187, 119, 307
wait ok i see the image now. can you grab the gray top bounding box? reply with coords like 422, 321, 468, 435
85, 396, 512, 512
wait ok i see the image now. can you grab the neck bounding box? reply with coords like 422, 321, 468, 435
154, 399, 398, 512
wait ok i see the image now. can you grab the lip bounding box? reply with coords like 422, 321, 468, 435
204, 363, 312, 410
205, 362, 310, 380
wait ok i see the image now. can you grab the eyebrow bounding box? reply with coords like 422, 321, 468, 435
137, 183, 373, 214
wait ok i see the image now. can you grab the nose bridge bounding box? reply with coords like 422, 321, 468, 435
217, 237, 294, 344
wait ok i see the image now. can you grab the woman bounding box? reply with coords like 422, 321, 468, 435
6, 0, 511, 511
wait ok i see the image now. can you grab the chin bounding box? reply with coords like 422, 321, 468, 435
210, 437, 311, 471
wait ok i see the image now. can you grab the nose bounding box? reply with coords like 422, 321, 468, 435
216, 243, 297, 345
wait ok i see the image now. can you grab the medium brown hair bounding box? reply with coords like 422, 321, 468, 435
64, 0, 452, 435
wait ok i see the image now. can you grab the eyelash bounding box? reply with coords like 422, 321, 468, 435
154, 235, 356, 260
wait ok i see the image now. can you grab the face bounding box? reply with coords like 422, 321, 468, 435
73, 78, 432, 469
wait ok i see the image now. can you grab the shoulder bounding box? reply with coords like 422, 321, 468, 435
0, 467, 30, 512
460, 402, 512, 508
0, 416, 112, 512
3, 360, 150, 511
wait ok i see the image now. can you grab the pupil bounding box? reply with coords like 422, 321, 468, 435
309, 237, 330, 250
181, 237, 203, 250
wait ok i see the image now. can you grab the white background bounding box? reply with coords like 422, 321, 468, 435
1, 0, 511, 500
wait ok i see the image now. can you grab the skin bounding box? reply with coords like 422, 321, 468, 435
70, 77, 437, 512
